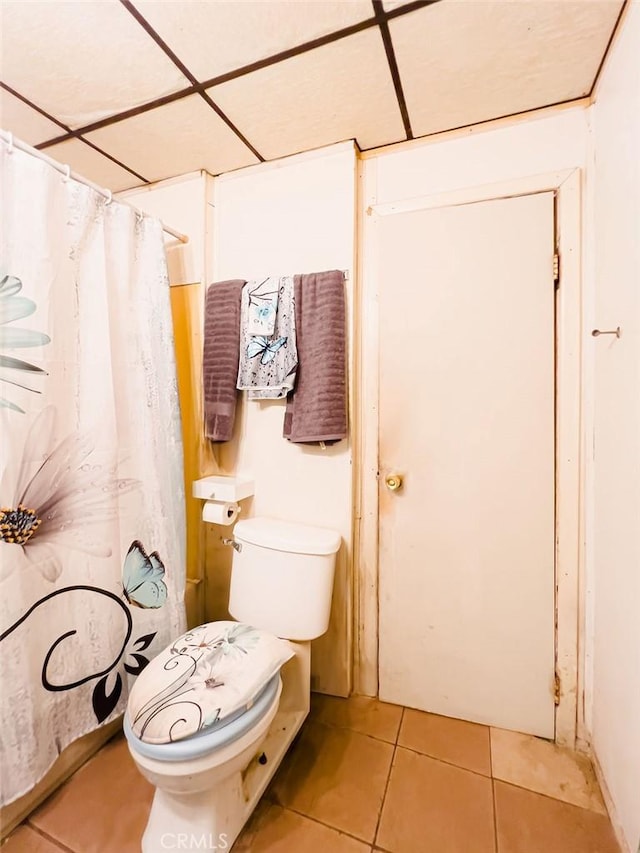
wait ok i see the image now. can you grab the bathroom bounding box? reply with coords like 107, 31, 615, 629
0, 0, 638, 851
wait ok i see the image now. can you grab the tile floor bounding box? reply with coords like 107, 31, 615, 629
3, 695, 621, 853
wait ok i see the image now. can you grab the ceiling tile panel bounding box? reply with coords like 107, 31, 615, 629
43, 138, 143, 192
391, 0, 623, 137
383, 0, 421, 9
0, 0, 190, 130
208, 29, 406, 159
85, 94, 259, 182
0, 89, 65, 145
133, 0, 374, 81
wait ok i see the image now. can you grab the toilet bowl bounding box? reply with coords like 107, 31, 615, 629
124, 517, 341, 852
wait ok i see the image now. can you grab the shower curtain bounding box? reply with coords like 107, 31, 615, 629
0, 143, 186, 805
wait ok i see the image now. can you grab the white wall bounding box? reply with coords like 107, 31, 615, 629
589, 5, 640, 851
209, 143, 357, 696
370, 106, 589, 203
120, 170, 213, 287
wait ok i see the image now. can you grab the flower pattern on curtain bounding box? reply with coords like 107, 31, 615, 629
0, 143, 186, 806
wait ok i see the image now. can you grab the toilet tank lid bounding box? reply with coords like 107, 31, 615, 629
234, 517, 341, 556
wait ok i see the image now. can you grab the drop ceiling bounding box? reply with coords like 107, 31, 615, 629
0, 0, 624, 192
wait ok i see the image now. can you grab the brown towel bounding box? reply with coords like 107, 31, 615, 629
203, 279, 245, 442
283, 270, 347, 444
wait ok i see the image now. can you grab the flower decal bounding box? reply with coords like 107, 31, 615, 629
218, 623, 260, 658
171, 629, 222, 655
0, 406, 139, 582
192, 661, 225, 691
171, 623, 260, 670
0, 271, 50, 413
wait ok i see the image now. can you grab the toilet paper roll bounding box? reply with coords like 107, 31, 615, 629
202, 501, 240, 526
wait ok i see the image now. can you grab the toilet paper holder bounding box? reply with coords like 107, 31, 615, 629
192, 476, 254, 502
193, 476, 254, 527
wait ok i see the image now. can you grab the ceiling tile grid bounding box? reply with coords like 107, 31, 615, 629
391, 0, 625, 137
43, 136, 147, 192
85, 93, 260, 183
208, 27, 406, 160
0, 0, 190, 129
0, 87, 66, 146
133, 0, 375, 81
0, 0, 626, 193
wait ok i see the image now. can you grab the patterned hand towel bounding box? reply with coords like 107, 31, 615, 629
237, 275, 298, 400
203, 279, 245, 441
246, 277, 279, 337
283, 270, 347, 444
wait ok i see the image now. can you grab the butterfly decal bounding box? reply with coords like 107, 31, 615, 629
123, 540, 168, 609
246, 336, 287, 365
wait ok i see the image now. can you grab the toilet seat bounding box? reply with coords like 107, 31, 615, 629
123, 673, 281, 762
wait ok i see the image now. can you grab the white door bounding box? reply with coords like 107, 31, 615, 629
377, 193, 556, 738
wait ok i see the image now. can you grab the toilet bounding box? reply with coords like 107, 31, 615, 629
123, 516, 341, 853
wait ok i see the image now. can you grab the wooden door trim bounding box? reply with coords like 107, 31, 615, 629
356, 168, 582, 747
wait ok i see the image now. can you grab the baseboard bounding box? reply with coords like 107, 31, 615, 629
591, 748, 634, 853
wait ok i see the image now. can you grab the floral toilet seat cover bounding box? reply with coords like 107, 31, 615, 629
126, 621, 294, 744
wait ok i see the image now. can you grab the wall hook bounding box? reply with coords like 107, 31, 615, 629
6, 132, 13, 154
592, 327, 621, 338
61, 164, 71, 183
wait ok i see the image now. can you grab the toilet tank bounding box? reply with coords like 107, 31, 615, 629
228, 517, 341, 641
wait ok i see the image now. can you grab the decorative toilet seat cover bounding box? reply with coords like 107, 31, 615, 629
126, 621, 294, 744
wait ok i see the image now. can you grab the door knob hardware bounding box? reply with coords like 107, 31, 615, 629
384, 474, 403, 492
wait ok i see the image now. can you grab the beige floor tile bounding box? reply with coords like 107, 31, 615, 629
376, 747, 495, 853
3, 824, 64, 852
234, 799, 275, 850
399, 708, 492, 775
29, 734, 153, 853
494, 780, 621, 853
270, 719, 393, 843
310, 693, 403, 743
490, 728, 606, 814
234, 803, 370, 852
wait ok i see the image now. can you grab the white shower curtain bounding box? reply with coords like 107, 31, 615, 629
0, 143, 186, 805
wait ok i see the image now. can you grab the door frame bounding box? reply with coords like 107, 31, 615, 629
355, 167, 582, 747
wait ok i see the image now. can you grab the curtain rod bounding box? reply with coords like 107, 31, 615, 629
0, 131, 189, 245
